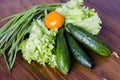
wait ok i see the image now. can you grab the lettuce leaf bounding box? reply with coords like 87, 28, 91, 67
56, 0, 102, 35
19, 20, 58, 67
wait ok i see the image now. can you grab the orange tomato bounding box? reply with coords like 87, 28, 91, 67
44, 11, 64, 29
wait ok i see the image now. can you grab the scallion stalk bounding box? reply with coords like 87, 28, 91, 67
0, 3, 61, 72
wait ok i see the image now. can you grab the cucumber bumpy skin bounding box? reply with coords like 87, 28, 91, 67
55, 28, 71, 74
65, 32, 94, 68
66, 23, 111, 56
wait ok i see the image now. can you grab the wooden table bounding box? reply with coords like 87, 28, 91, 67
0, 0, 120, 80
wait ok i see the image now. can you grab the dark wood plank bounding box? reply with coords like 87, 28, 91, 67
0, 0, 120, 80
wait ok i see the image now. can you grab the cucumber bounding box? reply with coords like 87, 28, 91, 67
55, 28, 71, 74
65, 32, 94, 68
66, 23, 111, 56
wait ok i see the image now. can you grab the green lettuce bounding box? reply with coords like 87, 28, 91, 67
56, 0, 102, 35
19, 20, 58, 67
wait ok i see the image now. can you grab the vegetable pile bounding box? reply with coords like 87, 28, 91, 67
0, 0, 111, 74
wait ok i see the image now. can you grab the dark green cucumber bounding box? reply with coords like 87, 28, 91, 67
66, 23, 111, 56
65, 32, 94, 68
55, 28, 71, 74
66, 32, 93, 68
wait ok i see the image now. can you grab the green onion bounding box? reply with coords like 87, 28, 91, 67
0, 4, 61, 72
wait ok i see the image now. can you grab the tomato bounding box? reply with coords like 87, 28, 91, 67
44, 11, 64, 29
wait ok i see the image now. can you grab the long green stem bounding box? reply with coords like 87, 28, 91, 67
0, 3, 62, 72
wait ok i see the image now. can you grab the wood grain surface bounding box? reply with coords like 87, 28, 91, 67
0, 0, 120, 80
